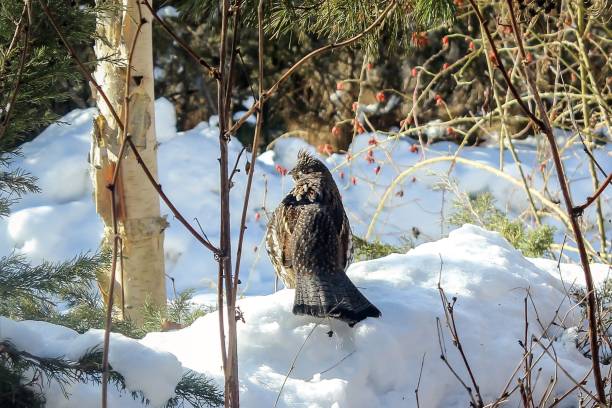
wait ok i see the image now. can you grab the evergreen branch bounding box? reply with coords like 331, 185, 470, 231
37, 0, 124, 131
1, 342, 223, 407
0, 1, 30, 142
227, 0, 398, 137
0, 253, 103, 312
166, 371, 224, 408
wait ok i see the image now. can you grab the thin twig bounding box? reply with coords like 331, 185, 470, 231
101, 135, 130, 408
274, 323, 320, 408
140, 0, 220, 80
125, 137, 220, 255
38, 0, 124, 131
232, 0, 265, 298
415, 353, 426, 408
0, 3, 30, 142
228, 146, 246, 186
573, 172, 612, 216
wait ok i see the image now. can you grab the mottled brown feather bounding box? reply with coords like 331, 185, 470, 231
265, 151, 380, 326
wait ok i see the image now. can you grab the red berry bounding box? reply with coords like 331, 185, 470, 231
469, 41, 476, 51
368, 137, 378, 146
339, 171, 345, 179
355, 122, 365, 134
365, 150, 375, 164
255, 212, 261, 221
367, 63, 373, 71
447, 127, 456, 135
443, 62, 450, 70
351, 176, 357, 185
411, 67, 418, 77
435, 94, 444, 106
525, 52, 533, 63
331, 125, 341, 137
442, 36, 449, 47
376, 91, 385, 103
374, 166, 381, 175
336, 82, 344, 91
352, 102, 359, 112
275, 164, 287, 176
410, 144, 419, 153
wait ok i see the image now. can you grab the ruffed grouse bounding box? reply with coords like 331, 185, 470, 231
266, 150, 381, 327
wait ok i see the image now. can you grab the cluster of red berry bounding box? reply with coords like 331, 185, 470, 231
275, 164, 287, 176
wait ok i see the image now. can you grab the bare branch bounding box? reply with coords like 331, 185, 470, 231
140, 0, 220, 80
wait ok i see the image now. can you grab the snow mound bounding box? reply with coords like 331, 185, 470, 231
138, 225, 604, 407
0, 318, 183, 407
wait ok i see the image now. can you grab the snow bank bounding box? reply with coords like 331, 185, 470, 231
1, 102, 608, 298
139, 225, 605, 407
2, 225, 608, 406
0, 317, 183, 407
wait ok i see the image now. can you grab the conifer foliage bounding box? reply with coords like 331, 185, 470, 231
0, 1, 222, 406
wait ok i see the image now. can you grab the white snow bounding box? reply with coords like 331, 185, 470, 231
3, 225, 609, 406
1, 101, 608, 297
140, 225, 606, 407
1, 102, 610, 407
0, 318, 183, 407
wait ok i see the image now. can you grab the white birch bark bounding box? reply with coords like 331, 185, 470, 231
91, 0, 166, 325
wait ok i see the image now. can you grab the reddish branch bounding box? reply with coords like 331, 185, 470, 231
101, 4, 147, 404
215, 0, 237, 405
233, 0, 265, 298
573, 172, 611, 216
140, 0, 220, 80
101, 136, 130, 408
125, 138, 219, 255
223, 1, 242, 127
38, 0, 124, 131
467, 0, 608, 404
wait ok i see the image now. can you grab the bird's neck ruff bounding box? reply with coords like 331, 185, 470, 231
292, 174, 340, 204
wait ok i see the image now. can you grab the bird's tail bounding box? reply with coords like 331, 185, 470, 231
293, 270, 381, 327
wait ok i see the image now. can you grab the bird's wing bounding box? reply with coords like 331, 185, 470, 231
265, 195, 301, 287
338, 212, 353, 272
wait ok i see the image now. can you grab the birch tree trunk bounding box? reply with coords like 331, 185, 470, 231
91, 0, 167, 325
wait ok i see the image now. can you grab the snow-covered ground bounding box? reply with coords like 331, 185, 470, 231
1, 101, 610, 407
1, 99, 609, 297
2, 225, 610, 407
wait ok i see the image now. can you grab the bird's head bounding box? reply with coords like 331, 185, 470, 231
289, 149, 331, 181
